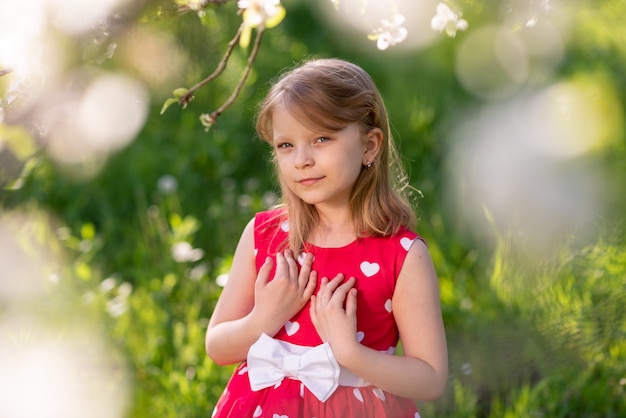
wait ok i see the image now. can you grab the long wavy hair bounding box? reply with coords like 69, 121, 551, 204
256, 58, 417, 253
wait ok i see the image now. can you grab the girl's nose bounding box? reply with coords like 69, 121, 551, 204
295, 147, 314, 169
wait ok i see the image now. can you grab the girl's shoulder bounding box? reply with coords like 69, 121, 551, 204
253, 207, 288, 253
370, 226, 425, 248
254, 207, 286, 231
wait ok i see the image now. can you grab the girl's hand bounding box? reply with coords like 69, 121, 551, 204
251, 250, 317, 335
309, 274, 359, 363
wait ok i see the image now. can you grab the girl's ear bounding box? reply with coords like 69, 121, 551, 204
363, 127, 383, 164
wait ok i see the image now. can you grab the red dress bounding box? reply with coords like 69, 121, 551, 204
212, 208, 423, 418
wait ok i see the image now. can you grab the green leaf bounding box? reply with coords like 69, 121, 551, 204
160, 98, 178, 115
81, 223, 95, 240
173, 88, 189, 98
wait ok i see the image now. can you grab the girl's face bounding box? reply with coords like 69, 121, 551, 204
271, 103, 368, 209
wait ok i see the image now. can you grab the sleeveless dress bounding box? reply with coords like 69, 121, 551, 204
212, 208, 424, 418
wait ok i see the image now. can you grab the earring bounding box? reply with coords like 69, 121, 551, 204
365, 160, 372, 169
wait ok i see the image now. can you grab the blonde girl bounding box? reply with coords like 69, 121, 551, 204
206, 58, 447, 417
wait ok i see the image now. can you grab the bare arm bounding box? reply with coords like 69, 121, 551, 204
205, 218, 317, 365
310, 240, 448, 400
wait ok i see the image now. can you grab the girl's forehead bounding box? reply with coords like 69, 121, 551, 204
271, 101, 350, 134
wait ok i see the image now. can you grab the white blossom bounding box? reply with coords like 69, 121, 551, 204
106, 295, 127, 317
189, 263, 209, 281
98, 277, 117, 293
171, 241, 204, 263
216, 273, 229, 287
157, 174, 178, 195
118, 282, 133, 297
431, 2, 468, 38
369, 14, 408, 50
238, 0, 283, 27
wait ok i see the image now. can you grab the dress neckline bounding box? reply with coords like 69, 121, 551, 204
304, 238, 359, 251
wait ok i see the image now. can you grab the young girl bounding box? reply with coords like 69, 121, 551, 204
205, 58, 448, 417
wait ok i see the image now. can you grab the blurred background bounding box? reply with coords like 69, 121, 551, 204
1, 0, 625, 416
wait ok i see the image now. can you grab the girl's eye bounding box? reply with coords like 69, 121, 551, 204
276, 142, 292, 149
315, 137, 330, 143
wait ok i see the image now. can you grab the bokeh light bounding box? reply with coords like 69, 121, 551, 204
0, 0, 47, 74
455, 25, 529, 100
0, 315, 130, 418
119, 27, 188, 94
455, 8, 565, 100
446, 73, 623, 254
0, 211, 56, 300
45, 72, 148, 165
47, 0, 129, 35
0, 210, 131, 418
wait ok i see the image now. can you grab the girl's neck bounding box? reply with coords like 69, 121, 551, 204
307, 206, 356, 248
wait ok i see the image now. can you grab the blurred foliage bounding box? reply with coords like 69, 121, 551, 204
1, 0, 626, 417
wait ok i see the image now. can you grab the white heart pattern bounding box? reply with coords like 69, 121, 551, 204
384, 299, 392, 313
400, 237, 414, 251
360, 261, 380, 277
415, 413, 422, 418
273, 415, 288, 418
356, 331, 365, 342
373, 388, 386, 401
297, 252, 306, 265
353, 387, 364, 402
280, 221, 289, 232
285, 320, 300, 336
253, 406, 262, 417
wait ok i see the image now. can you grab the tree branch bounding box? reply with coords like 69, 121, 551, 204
201, 26, 265, 130
0, 68, 13, 77
179, 22, 245, 106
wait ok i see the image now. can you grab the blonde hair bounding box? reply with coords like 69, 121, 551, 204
256, 58, 417, 253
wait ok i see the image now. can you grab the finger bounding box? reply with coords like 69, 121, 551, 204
297, 252, 313, 288
346, 288, 358, 319
255, 256, 273, 288
329, 277, 356, 305
317, 275, 336, 304
309, 294, 317, 322
321, 273, 345, 294
302, 270, 318, 300
273, 251, 286, 280
284, 250, 299, 280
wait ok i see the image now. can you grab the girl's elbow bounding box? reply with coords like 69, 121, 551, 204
205, 334, 227, 366
424, 372, 448, 401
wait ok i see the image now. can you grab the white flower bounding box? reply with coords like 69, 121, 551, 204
157, 174, 178, 195
431, 2, 468, 38
369, 14, 408, 50
238, 0, 283, 27
118, 282, 133, 297
216, 273, 229, 287
106, 295, 127, 317
98, 277, 117, 293
461, 362, 473, 376
237, 0, 286, 48
183, 0, 208, 11
189, 263, 209, 281
171, 241, 204, 263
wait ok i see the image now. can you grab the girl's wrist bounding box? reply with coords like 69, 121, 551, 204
247, 307, 284, 337
331, 339, 362, 367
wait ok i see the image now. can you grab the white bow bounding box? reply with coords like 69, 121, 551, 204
247, 333, 340, 402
